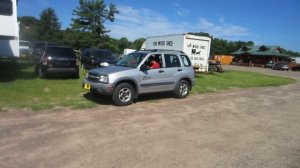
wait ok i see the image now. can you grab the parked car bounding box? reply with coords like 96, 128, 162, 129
291, 64, 300, 71
82, 50, 196, 106
19, 40, 31, 58
35, 46, 79, 78
81, 48, 118, 70
265, 62, 275, 68
273, 62, 289, 71
208, 60, 223, 72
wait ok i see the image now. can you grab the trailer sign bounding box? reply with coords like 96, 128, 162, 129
153, 41, 173, 47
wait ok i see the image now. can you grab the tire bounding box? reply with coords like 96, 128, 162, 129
112, 83, 135, 106
38, 67, 46, 78
174, 80, 190, 99
34, 65, 39, 76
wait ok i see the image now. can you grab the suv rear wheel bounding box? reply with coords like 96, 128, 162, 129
112, 83, 135, 106
174, 80, 190, 98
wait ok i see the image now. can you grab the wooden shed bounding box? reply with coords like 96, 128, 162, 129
231, 45, 291, 67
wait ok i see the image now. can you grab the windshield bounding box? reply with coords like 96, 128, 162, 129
47, 47, 76, 58
91, 50, 113, 58
116, 52, 147, 68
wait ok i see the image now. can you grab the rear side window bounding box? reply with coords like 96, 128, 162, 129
164, 54, 181, 68
47, 47, 76, 58
0, 0, 12, 16
180, 55, 192, 67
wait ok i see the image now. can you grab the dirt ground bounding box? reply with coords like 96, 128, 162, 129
0, 65, 300, 168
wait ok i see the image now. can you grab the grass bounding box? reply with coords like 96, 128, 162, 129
0, 60, 96, 111
0, 60, 296, 111
192, 71, 296, 94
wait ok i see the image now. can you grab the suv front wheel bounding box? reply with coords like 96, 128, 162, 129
112, 83, 135, 106
174, 80, 190, 98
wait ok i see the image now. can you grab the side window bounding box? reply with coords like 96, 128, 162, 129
180, 55, 192, 67
0, 0, 13, 16
164, 54, 181, 68
146, 54, 162, 69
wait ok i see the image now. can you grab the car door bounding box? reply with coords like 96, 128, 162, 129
139, 54, 171, 93
161, 53, 183, 89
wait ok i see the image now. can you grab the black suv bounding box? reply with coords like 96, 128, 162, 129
35, 46, 79, 78
81, 48, 118, 70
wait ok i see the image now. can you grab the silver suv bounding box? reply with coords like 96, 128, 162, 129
82, 50, 195, 106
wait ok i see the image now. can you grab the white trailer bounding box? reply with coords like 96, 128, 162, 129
295, 57, 300, 64
0, 0, 19, 59
141, 34, 211, 71
123, 48, 136, 55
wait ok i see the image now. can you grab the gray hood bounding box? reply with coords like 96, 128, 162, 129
89, 65, 133, 75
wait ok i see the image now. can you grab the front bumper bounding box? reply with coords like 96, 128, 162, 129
82, 78, 115, 95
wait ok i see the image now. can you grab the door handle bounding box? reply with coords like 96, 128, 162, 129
158, 70, 164, 73
177, 68, 182, 72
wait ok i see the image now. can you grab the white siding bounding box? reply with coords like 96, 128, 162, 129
0, 0, 19, 58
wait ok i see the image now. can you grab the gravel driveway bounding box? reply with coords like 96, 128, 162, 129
0, 65, 299, 168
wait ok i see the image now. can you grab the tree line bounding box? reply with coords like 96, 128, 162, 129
18, 0, 144, 54
18, 0, 300, 56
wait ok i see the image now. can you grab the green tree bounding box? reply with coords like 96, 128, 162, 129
62, 29, 97, 49
18, 16, 39, 41
71, 0, 119, 36
188, 32, 211, 38
131, 38, 146, 50
282, 48, 300, 57
117, 37, 132, 53
211, 38, 228, 55
188, 32, 255, 55
38, 8, 61, 42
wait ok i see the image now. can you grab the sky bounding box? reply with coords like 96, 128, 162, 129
18, 0, 300, 52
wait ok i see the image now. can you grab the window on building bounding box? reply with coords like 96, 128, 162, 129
0, 0, 13, 16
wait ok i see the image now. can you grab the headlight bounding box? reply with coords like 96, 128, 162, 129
99, 75, 109, 83
100, 62, 109, 67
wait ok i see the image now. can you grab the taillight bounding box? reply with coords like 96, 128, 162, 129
42, 55, 48, 65
76, 58, 79, 66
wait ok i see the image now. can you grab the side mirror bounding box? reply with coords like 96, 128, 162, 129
140, 64, 148, 72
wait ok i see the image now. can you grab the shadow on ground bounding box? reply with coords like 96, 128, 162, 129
83, 92, 113, 105
83, 91, 175, 106
0, 60, 37, 82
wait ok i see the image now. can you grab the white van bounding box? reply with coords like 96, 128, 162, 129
0, 0, 19, 59
141, 34, 211, 71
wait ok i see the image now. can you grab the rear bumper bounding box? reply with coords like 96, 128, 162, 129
44, 67, 79, 74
